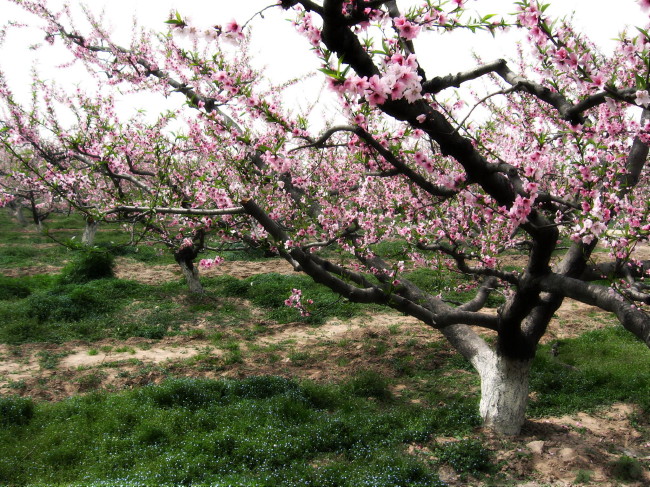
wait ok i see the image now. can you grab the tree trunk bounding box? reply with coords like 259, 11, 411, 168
439, 324, 531, 435
82, 220, 99, 246
177, 257, 204, 294
474, 349, 531, 435
8, 201, 28, 226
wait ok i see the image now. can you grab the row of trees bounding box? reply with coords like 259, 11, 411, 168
1, 0, 649, 435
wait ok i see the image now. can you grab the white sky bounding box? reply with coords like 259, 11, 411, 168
0, 0, 646, 127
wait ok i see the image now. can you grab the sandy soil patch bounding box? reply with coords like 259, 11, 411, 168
113, 257, 295, 284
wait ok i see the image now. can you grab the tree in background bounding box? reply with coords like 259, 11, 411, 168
1, 148, 61, 229
0, 89, 244, 291
2, 0, 650, 434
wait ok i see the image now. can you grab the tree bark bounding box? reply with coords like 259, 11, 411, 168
474, 349, 531, 435
81, 219, 99, 246
176, 256, 204, 294
439, 324, 530, 435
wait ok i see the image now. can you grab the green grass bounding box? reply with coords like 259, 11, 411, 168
433, 438, 495, 478
0, 376, 476, 486
403, 268, 505, 308
207, 273, 379, 325
0, 245, 68, 268
530, 326, 650, 416
0, 277, 191, 344
0, 276, 32, 300
57, 250, 115, 284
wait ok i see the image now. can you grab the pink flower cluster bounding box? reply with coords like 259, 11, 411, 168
293, 12, 321, 47
223, 20, 244, 43
284, 288, 313, 316
393, 16, 420, 40
336, 53, 422, 105
199, 256, 225, 269
508, 194, 534, 224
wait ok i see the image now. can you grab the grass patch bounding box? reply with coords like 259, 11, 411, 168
208, 273, 375, 325
0, 376, 474, 486
58, 250, 115, 284
0, 278, 187, 344
434, 438, 495, 478
529, 326, 650, 416
0, 396, 34, 427
0, 245, 65, 268
0, 276, 31, 300
609, 455, 645, 481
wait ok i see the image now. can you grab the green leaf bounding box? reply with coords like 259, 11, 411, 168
635, 73, 647, 90
317, 67, 343, 80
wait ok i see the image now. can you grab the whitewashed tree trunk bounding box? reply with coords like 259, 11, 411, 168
178, 259, 204, 294
82, 220, 99, 246
474, 349, 531, 435
440, 324, 530, 435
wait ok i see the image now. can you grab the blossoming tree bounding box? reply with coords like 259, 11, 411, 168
2, 0, 650, 435
0, 87, 242, 291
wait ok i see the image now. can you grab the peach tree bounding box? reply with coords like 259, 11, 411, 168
1, 0, 650, 434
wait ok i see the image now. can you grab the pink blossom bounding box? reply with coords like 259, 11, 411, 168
393, 16, 421, 40
199, 256, 225, 269
179, 237, 193, 249
284, 288, 312, 316
223, 19, 244, 43
590, 74, 605, 89
343, 75, 369, 97
366, 91, 387, 106
509, 195, 533, 224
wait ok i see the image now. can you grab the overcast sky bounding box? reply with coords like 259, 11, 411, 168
0, 0, 646, 126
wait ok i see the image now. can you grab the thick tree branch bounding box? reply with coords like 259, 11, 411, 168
494, 63, 583, 125
353, 126, 459, 198
620, 108, 650, 192
242, 197, 499, 330
539, 273, 650, 348
585, 259, 650, 280
422, 59, 508, 94
494, 64, 636, 125
458, 277, 499, 312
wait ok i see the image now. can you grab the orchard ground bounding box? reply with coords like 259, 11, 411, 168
0, 209, 649, 486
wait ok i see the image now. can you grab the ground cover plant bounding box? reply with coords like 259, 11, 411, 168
0, 375, 478, 486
